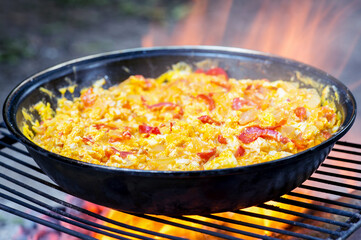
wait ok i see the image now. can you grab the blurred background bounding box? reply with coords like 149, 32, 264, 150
1, 0, 361, 238
1, 0, 361, 137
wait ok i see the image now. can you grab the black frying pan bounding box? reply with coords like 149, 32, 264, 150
3, 46, 356, 215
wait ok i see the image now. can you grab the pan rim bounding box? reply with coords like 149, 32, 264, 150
3, 45, 357, 177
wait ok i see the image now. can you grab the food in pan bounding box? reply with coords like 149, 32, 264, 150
24, 63, 341, 171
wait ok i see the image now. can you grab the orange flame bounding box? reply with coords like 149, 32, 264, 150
95, 1, 361, 239
95, 199, 307, 240
142, 0, 361, 142
142, 0, 361, 76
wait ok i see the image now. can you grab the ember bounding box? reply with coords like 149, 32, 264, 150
13, 196, 106, 240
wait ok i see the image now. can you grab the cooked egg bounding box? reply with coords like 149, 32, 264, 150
26, 64, 341, 171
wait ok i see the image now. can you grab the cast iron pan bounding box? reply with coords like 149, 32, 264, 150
3, 46, 356, 215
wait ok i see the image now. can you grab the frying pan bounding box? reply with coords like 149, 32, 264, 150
3, 46, 356, 215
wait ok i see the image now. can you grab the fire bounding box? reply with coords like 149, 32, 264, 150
100, 1, 360, 239
95, 199, 307, 240
142, 0, 360, 76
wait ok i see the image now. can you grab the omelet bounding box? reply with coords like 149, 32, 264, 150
26, 63, 341, 171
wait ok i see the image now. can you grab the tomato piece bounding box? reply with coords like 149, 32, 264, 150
134, 75, 154, 90
321, 130, 332, 139
93, 123, 117, 130
105, 147, 115, 159
235, 145, 245, 157
197, 94, 216, 111
195, 69, 205, 73
82, 136, 94, 144
106, 147, 134, 159
109, 130, 132, 142
322, 107, 336, 121
170, 122, 174, 132
292, 140, 307, 150
142, 97, 180, 112
198, 115, 221, 125
210, 80, 231, 91
232, 97, 257, 110
81, 88, 97, 107
197, 148, 217, 163
147, 102, 178, 110
294, 107, 307, 121
238, 126, 290, 144
205, 67, 228, 80
231, 97, 255, 110
122, 102, 131, 109
139, 124, 161, 135
173, 107, 184, 119
217, 134, 227, 144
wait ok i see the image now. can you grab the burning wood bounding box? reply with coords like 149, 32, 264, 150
13, 196, 106, 240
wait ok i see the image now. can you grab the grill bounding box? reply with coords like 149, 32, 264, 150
0, 122, 360, 240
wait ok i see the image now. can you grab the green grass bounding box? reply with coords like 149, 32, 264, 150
0, 38, 34, 64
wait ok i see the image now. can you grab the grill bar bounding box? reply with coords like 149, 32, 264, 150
0, 150, 42, 173
315, 170, 361, 181
0, 191, 134, 240
0, 157, 63, 191
287, 192, 361, 212
1, 125, 361, 239
326, 156, 361, 165
299, 185, 361, 202
0, 168, 187, 239
321, 163, 361, 174
331, 148, 361, 156
258, 203, 350, 228
307, 177, 361, 191
204, 213, 327, 240
0, 140, 31, 156
231, 210, 341, 237
0, 203, 98, 240
275, 197, 358, 218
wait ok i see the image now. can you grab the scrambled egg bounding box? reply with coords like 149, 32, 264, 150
26, 63, 341, 171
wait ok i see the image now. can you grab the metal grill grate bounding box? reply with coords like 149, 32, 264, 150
0, 122, 360, 240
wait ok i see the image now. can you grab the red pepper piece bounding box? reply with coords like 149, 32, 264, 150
122, 102, 131, 109
173, 107, 184, 119
197, 148, 217, 163
81, 88, 97, 107
206, 67, 228, 80
106, 147, 134, 159
238, 126, 290, 144
109, 130, 132, 143
170, 122, 174, 132
142, 97, 180, 112
198, 115, 221, 125
217, 134, 227, 144
211, 80, 232, 91
294, 107, 307, 121
292, 140, 307, 150
321, 107, 336, 121
197, 93, 216, 111
139, 124, 161, 135
231, 97, 252, 110
105, 147, 114, 159
112, 147, 134, 159
235, 145, 245, 157
147, 102, 178, 110
321, 130, 332, 139
134, 75, 153, 90
93, 123, 117, 130
82, 136, 94, 144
